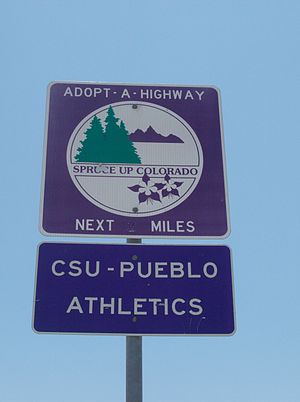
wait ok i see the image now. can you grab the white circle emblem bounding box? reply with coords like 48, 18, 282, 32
67, 102, 203, 217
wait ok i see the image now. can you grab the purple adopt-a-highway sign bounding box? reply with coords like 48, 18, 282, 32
40, 82, 229, 238
33, 243, 235, 335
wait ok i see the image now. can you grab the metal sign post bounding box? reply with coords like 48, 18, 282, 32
126, 336, 142, 402
126, 238, 143, 402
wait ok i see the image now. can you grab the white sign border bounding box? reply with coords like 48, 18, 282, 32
32, 242, 236, 337
39, 81, 231, 239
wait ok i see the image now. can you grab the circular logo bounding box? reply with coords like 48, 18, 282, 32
67, 101, 203, 217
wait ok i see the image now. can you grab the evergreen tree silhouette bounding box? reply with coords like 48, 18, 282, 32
104, 106, 141, 163
75, 107, 141, 164
118, 120, 141, 163
75, 116, 105, 162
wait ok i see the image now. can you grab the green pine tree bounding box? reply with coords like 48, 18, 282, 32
75, 115, 105, 162
118, 120, 141, 163
104, 106, 141, 164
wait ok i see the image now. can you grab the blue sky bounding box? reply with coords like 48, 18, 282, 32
1, 1, 300, 401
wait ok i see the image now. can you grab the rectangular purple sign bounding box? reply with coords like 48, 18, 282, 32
40, 82, 229, 238
33, 243, 235, 335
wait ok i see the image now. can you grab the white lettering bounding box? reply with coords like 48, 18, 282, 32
120, 262, 134, 277
85, 297, 98, 313
75, 218, 114, 232
63, 297, 205, 317
203, 262, 218, 278
195, 90, 204, 100
155, 262, 168, 278
172, 298, 185, 315
75, 87, 83, 97
66, 297, 83, 313
75, 219, 85, 231
96, 219, 104, 231
99, 297, 115, 314
86, 219, 94, 231
140, 88, 149, 99
121, 88, 130, 98
151, 220, 195, 233
134, 298, 147, 315
186, 221, 195, 232
63, 86, 73, 96
103, 88, 111, 98
137, 262, 151, 278
84, 88, 92, 97
172, 89, 182, 99
117, 298, 131, 315
69, 260, 82, 276
187, 262, 201, 278
151, 220, 161, 232
160, 299, 169, 315
184, 90, 194, 100
94, 88, 102, 97
86, 261, 100, 277
170, 262, 184, 278
107, 220, 114, 231
51, 260, 65, 276
189, 298, 203, 315
148, 298, 161, 315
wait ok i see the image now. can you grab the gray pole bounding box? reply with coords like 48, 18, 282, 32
126, 336, 143, 402
126, 238, 142, 402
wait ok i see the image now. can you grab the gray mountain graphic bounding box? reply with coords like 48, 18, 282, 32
129, 126, 184, 143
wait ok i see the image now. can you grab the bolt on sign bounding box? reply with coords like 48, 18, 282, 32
40, 82, 230, 238
33, 243, 235, 336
